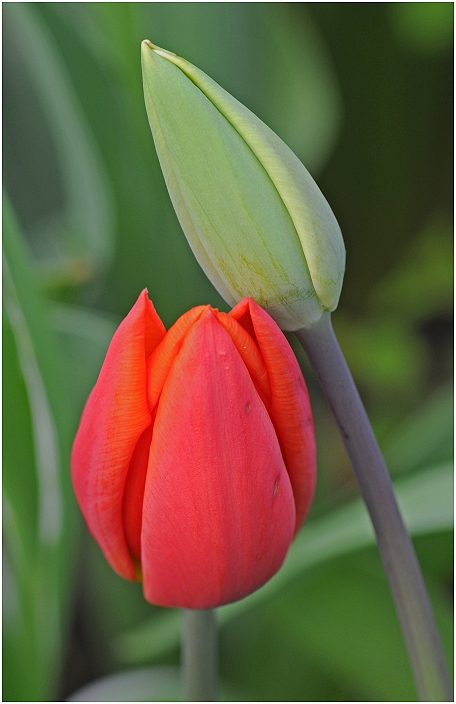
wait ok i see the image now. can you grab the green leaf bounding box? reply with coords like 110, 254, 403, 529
266, 545, 452, 701
49, 303, 118, 417
2, 192, 79, 701
383, 382, 453, 475
66, 664, 241, 702
4, 2, 115, 283
3, 308, 38, 565
67, 666, 182, 702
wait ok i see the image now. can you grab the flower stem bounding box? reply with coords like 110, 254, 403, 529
182, 609, 218, 701
295, 312, 452, 702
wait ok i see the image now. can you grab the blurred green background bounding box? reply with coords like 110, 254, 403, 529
3, 3, 453, 701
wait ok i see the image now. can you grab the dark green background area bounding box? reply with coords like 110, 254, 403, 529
3, 3, 453, 701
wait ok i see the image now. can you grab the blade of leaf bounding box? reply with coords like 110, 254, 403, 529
383, 381, 453, 476
49, 303, 118, 416
3, 307, 38, 563
66, 666, 182, 702
266, 546, 452, 701
5, 3, 115, 277
3, 192, 80, 701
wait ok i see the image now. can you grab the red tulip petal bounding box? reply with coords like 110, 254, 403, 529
214, 311, 271, 410
71, 290, 165, 580
141, 311, 296, 608
147, 305, 209, 410
230, 298, 316, 533
122, 422, 154, 563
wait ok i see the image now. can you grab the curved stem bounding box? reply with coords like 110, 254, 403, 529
296, 313, 452, 702
182, 609, 218, 701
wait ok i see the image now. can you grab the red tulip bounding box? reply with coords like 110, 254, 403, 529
71, 291, 316, 608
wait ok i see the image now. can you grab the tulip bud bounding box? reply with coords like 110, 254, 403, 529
71, 291, 316, 608
141, 41, 345, 330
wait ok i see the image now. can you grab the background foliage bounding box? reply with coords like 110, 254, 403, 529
3, 3, 453, 701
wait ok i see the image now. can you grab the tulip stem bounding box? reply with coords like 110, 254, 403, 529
182, 609, 218, 701
295, 312, 452, 702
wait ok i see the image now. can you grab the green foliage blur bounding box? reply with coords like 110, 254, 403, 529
3, 3, 453, 701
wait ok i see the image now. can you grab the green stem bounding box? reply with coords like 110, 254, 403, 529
295, 313, 452, 702
182, 609, 218, 701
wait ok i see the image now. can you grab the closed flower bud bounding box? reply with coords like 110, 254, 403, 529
141, 41, 345, 330
71, 291, 316, 608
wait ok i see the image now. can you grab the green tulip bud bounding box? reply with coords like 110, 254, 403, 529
141, 40, 345, 330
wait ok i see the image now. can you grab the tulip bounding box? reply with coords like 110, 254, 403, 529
141, 41, 345, 331
71, 291, 316, 608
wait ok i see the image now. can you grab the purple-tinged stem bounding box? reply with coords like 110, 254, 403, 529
296, 312, 451, 702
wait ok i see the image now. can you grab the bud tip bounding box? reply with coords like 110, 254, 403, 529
141, 39, 177, 59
